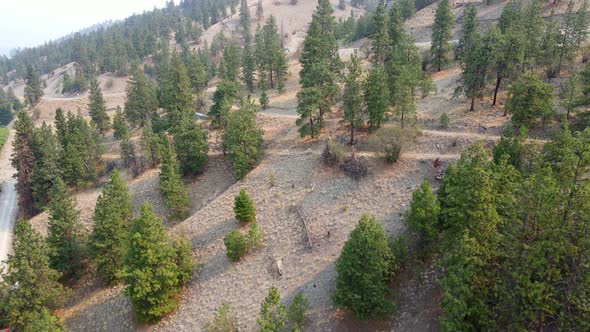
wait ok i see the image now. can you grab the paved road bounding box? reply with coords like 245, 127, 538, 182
0, 127, 17, 269
0, 179, 17, 268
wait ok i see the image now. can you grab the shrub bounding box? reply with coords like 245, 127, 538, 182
224, 230, 247, 262
369, 126, 419, 163
322, 140, 346, 166
204, 303, 238, 332
246, 222, 265, 251
405, 180, 440, 247
234, 188, 256, 223
440, 113, 450, 129
257, 287, 288, 331
288, 293, 309, 330
260, 90, 269, 109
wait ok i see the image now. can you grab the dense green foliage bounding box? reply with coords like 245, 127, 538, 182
255, 16, 289, 92
223, 229, 247, 262
121, 203, 193, 323
159, 137, 189, 221
506, 73, 554, 128
24, 66, 44, 107
0, 221, 64, 330
124, 65, 158, 127
233, 188, 256, 223
88, 79, 110, 133
0, 127, 8, 149
343, 54, 364, 145
173, 118, 209, 176
90, 170, 132, 284
404, 180, 440, 247
333, 214, 394, 319
46, 178, 84, 279
430, 0, 453, 71
222, 100, 264, 179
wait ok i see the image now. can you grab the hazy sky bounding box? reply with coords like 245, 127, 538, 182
0, 0, 170, 56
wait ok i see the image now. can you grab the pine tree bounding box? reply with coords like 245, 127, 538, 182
560, 71, 582, 121
400, 0, 416, 20
234, 188, 256, 223
491, 25, 525, 106
88, 79, 110, 133
458, 4, 478, 63
140, 118, 161, 168
240, 0, 252, 34
173, 118, 209, 176
220, 40, 242, 82
159, 137, 189, 221
24, 65, 44, 107
257, 287, 288, 331
343, 54, 364, 145
125, 64, 158, 126
257, 0, 264, 21
370, 0, 389, 64
121, 203, 191, 323
54, 108, 68, 147
296, 0, 342, 137
242, 41, 256, 92
89, 170, 132, 284
222, 100, 264, 179
255, 16, 289, 91
364, 65, 390, 130
31, 122, 62, 210
0, 221, 63, 330
209, 79, 240, 128
405, 180, 440, 246
260, 90, 269, 109
388, 2, 405, 51
161, 52, 195, 132
187, 50, 207, 94
112, 106, 129, 140
11, 110, 36, 218
506, 73, 554, 128
46, 178, 84, 278
430, 0, 453, 71
333, 214, 394, 319
459, 29, 496, 112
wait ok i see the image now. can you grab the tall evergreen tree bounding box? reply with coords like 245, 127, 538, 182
430, 0, 453, 71
112, 106, 129, 140
159, 136, 189, 220
173, 119, 209, 176
11, 110, 36, 218
458, 4, 478, 63
186, 50, 207, 94
506, 73, 554, 128
125, 64, 158, 126
333, 214, 394, 319
458, 29, 496, 112
121, 203, 192, 323
370, 0, 389, 64
31, 122, 62, 210
0, 221, 63, 330
140, 118, 161, 168
24, 65, 44, 108
491, 26, 525, 106
343, 54, 364, 145
255, 16, 289, 91
160, 52, 194, 131
405, 180, 440, 247
220, 40, 242, 82
88, 79, 110, 133
209, 79, 240, 128
90, 170, 132, 284
365, 65, 390, 130
296, 0, 342, 138
222, 99, 264, 179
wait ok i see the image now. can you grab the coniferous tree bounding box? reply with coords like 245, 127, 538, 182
405, 180, 440, 247
11, 110, 36, 218
159, 137, 189, 220
491, 25, 525, 106
430, 0, 453, 71
209, 79, 240, 128
234, 188, 256, 223
24, 65, 44, 108
255, 16, 289, 91
458, 4, 478, 63
61, 112, 103, 188
506, 73, 554, 128
370, 0, 389, 64
90, 170, 132, 284
257, 0, 264, 21
187, 50, 207, 94
459, 29, 496, 112
161, 52, 195, 132
343, 54, 364, 145
125, 65, 158, 126
173, 118, 209, 176
46, 178, 84, 279
257, 287, 288, 331
560, 71, 582, 121
121, 203, 193, 323
0, 221, 63, 330
296, 0, 342, 138
88, 79, 110, 133
31, 122, 62, 210
220, 40, 242, 82
400, 0, 416, 20
222, 100, 264, 179
333, 214, 394, 319
112, 106, 129, 140
365, 65, 390, 130
140, 118, 161, 168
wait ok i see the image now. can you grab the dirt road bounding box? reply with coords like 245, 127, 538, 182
0, 127, 17, 268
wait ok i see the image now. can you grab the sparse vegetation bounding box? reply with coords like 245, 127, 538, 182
439, 112, 449, 129
369, 126, 419, 163
234, 188, 256, 223
322, 140, 345, 166
204, 303, 239, 332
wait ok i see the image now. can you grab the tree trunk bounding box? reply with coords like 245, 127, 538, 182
470, 93, 476, 112
310, 116, 315, 139
350, 123, 354, 145
492, 74, 502, 106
